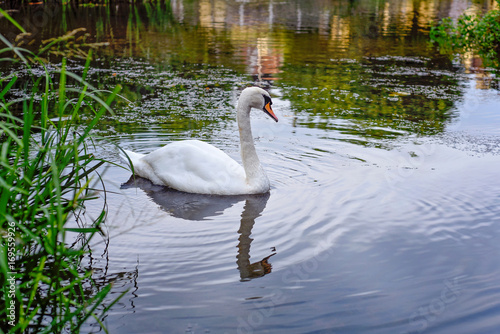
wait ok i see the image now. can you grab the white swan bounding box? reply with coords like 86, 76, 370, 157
122, 87, 278, 195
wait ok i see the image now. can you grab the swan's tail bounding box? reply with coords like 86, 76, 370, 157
120, 149, 145, 170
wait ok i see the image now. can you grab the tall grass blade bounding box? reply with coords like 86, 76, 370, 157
1, 18, 124, 334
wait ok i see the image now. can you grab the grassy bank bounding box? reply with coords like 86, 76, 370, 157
0, 25, 123, 333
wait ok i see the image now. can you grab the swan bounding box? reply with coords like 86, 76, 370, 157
122, 87, 278, 195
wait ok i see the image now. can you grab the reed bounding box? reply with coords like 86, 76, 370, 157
0, 26, 123, 333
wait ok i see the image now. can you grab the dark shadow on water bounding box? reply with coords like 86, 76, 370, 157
121, 175, 249, 221
121, 175, 276, 281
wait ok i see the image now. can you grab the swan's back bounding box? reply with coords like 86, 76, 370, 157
125, 140, 250, 195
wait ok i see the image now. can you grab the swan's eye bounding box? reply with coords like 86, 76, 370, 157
263, 95, 272, 106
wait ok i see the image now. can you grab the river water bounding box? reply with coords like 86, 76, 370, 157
2, 0, 500, 333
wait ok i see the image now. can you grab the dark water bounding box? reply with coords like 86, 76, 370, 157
2, 0, 500, 333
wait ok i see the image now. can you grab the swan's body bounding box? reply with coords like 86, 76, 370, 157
124, 139, 254, 195
122, 87, 278, 195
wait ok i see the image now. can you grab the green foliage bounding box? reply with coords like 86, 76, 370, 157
0, 31, 124, 333
430, 0, 500, 67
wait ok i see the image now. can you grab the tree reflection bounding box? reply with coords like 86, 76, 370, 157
2, 0, 494, 141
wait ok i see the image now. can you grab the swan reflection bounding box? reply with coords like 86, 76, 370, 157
121, 176, 276, 280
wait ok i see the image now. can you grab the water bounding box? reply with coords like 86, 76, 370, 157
2, 0, 500, 333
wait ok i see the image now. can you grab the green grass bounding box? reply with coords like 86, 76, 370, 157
0, 27, 124, 333
430, 0, 500, 68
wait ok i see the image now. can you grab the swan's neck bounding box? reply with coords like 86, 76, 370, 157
237, 103, 269, 190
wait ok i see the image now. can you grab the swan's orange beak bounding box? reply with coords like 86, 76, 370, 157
263, 102, 278, 122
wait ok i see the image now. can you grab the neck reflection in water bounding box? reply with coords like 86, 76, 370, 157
236, 193, 276, 281
121, 176, 276, 281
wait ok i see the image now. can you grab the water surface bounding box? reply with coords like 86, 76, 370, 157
2, 0, 500, 333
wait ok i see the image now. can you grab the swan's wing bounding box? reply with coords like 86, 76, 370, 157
122, 149, 165, 185
140, 140, 247, 194
122, 150, 145, 167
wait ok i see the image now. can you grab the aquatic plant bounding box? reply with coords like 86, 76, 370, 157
430, 0, 500, 68
0, 27, 124, 333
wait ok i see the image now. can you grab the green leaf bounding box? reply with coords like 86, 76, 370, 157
0, 8, 26, 33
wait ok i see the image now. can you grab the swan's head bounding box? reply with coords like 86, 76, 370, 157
240, 87, 278, 122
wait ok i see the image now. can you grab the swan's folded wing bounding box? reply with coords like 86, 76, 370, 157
141, 140, 247, 194
121, 150, 145, 167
